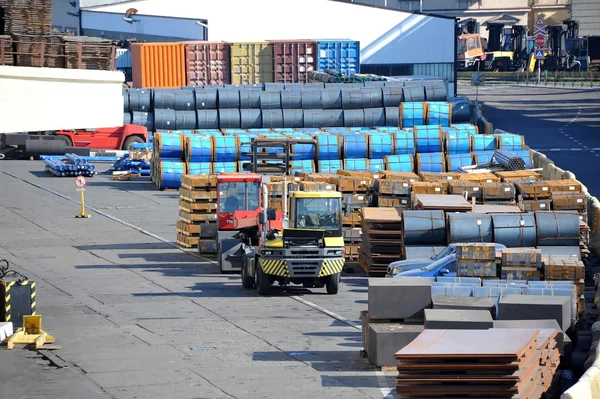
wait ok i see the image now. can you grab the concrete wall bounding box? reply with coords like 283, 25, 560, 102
0, 66, 124, 133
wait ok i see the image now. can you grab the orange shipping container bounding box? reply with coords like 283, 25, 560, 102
183, 41, 231, 87
131, 43, 186, 89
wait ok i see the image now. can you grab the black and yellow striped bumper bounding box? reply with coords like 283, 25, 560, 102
319, 258, 345, 277
259, 258, 345, 278
259, 259, 290, 277
1, 280, 36, 328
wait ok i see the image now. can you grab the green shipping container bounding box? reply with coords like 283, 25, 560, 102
230, 42, 274, 85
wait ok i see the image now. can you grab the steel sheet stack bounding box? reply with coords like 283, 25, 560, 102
176, 174, 218, 252
456, 243, 499, 278
358, 208, 402, 276
395, 329, 560, 399
500, 248, 543, 281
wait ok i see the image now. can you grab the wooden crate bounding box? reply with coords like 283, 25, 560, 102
515, 181, 552, 200
543, 258, 585, 280
328, 175, 372, 193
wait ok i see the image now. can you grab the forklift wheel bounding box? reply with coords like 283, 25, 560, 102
256, 267, 271, 296
326, 273, 340, 295
241, 259, 254, 289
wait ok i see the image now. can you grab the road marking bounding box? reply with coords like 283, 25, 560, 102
290, 296, 361, 330
592, 148, 600, 151
376, 371, 398, 399
548, 148, 561, 151
571, 148, 582, 151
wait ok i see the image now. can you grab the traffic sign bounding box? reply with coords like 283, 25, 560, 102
536, 16, 544, 26
535, 35, 546, 47
534, 26, 547, 37
534, 49, 546, 60
74, 175, 87, 188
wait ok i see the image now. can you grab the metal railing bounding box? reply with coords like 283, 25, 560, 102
457, 71, 600, 87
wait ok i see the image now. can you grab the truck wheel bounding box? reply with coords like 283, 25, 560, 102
326, 272, 340, 295
56, 135, 73, 147
123, 136, 144, 151
256, 267, 271, 296
241, 258, 254, 289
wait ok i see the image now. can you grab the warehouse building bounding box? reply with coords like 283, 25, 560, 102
75, 0, 458, 95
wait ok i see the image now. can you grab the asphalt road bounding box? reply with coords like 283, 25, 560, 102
0, 164, 394, 399
458, 82, 600, 197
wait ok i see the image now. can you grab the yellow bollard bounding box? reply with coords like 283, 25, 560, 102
74, 176, 91, 218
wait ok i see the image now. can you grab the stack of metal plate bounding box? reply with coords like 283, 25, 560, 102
395, 329, 560, 398
358, 207, 402, 276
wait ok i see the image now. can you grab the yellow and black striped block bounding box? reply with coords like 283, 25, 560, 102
319, 259, 345, 277
260, 259, 290, 277
1, 279, 36, 329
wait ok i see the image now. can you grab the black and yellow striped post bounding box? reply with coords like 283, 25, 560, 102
1, 279, 36, 329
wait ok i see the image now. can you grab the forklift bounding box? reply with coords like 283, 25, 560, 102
215, 138, 345, 295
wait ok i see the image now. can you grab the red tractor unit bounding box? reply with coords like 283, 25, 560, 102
216, 173, 282, 273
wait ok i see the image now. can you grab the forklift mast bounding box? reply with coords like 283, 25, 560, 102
486, 23, 504, 52
547, 25, 566, 71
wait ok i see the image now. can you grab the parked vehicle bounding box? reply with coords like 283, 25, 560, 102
391, 243, 507, 279
386, 243, 507, 278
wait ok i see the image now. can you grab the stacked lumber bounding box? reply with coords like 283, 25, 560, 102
543, 255, 585, 315
61, 36, 113, 70
177, 175, 218, 253
395, 329, 560, 399
456, 243, 499, 278
5, 0, 52, 36
12, 34, 64, 67
371, 171, 420, 209
501, 248, 542, 281
0, 35, 14, 65
358, 207, 402, 276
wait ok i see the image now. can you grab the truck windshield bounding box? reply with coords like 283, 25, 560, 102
296, 198, 340, 230
432, 246, 455, 260
422, 255, 454, 271
219, 181, 260, 212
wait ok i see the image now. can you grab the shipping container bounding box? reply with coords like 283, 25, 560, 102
131, 43, 186, 89
315, 40, 360, 76
115, 48, 132, 69
269, 40, 316, 83
183, 41, 231, 87
230, 42, 274, 85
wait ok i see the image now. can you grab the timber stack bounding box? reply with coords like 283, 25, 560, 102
177, 174, 218, 254
0, 35, 13, 65
5, 0, 52, 36
62, 36, 114, 70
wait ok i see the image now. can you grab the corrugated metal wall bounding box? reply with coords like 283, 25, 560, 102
571, 0, 600, 36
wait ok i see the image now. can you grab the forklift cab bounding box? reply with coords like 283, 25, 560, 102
216, 174, 262, 230
288, 191, 343, 238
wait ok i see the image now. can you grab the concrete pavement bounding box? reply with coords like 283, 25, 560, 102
0, 164, 394, 399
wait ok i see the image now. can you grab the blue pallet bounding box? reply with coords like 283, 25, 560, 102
315, 40, 360, 76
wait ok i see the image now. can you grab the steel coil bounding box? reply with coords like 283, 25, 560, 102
382, 86, 404, 107
318, 159, 343, 174
211, 136, 240, 162
321, 90, 342, 109
175, 111, 197, 130
393, 130, 415, 155
446, 153, 472, 172
213, 161, 238, 173
400, 102, 426, 128
185, 135, 212, 163
123, 89, 130, 113
196, 110, 219, 129
343, 134, 368, 159
385, 107, 399, 127
239, 91, 261, 109
496, 133, 525, 152
157, 160, 186, 190
281, 90, 302, 109
282, 109, 304, 128
427, 102, 452, 127
492, 213, 537, 248
447, 213, 494, 244
448, 97, 471, 123
471, 134, 497, 152
364, 108, 386, 127
445, 131, 472, 154
123, 112, 132, 125
187, 162, 212, 175
415, 125, 443, 153
316, 134, 342, 160
343, 109, 365, 127
194, 88, 217, 109
368, 132, 393, 159
403, 85, 426, 102
264, 83, 285, 91
343, 158, 369, 172
290, 160, 315, 174
361, 88, 384, 108
237, 133, 259, 161
384, 154, 414, 172
305, 110, 343, 128
240, 109, 262, 129
417, 152, 446, 173
154, 109, 176, 130
472, 151, 496, 165
369, 158, 385, 172
153, 90, 177, 110
173, 89, 196, 110
155, 132, 184, 159
218, 109, 241, 129
301, 91, 322, 109
452, 123, 478, 135
261, 110, 283, 128
424, 82, 448, 102
402, 210, 447, 246
259, 92, 281, 110
128, 89, 151, 112
535, 211, 580, 246
341, 90, 363, 110
218, 89, 240, 108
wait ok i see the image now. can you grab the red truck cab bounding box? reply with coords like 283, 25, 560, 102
55, 124, 148, 150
